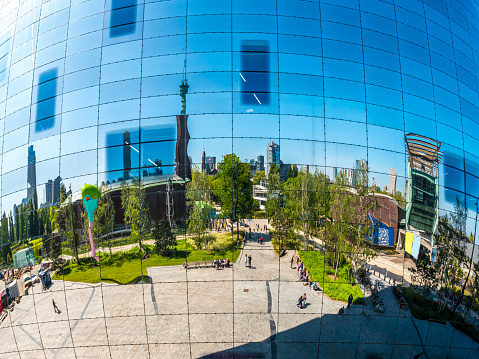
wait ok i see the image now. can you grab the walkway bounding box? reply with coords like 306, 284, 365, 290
1, 218, 478, 358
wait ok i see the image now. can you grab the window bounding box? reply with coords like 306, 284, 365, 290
110, 0, 137, 38
240, 40, 270, 106
36, 68, 57, 132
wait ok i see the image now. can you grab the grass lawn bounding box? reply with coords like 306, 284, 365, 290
53, 240, 240, 285
299, 250, 364, 304
401, 286, 479, 344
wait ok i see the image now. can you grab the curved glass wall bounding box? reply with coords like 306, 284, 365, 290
0, 0, 479, 357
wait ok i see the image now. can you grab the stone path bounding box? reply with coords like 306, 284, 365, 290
1, 219, 478, 358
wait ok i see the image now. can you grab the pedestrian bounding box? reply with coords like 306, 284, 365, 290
348, 293, 353, 309
248, 254, 252, 267
52, 299, 59, 314
245, 254, 248, 267
297, 296, 303, 309
260, 236, 263, 244
291, 255, 294, 269
338, 306, 344, 316
302, 293, 307, 307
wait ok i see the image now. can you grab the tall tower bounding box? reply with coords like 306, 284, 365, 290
388, 168, 397, 196
27, 145, 36, 201
201, 150, 206, 173
175, 80, 191, 180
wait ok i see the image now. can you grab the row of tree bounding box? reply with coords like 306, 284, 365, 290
186, 154, 379, 279
0, 187, 64, 262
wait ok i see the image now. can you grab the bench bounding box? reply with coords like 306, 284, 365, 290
182, 262, 199, 269
182, 261, 229, 269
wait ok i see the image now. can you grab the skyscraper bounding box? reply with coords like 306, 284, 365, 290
257, 155, 265, 172
266, 141, 280, 177
45, 180, 53, 205
27, 145, 36, 201
53, 176, 62, 205
353, 159, 368, 188
389, 168, 397, 196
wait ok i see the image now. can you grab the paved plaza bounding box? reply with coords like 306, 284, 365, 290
0, 220, 478, 359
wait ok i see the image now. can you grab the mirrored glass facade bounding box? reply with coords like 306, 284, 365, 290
1, 0, 479, 357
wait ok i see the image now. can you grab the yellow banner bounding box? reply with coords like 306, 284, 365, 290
405, 232, 414, 254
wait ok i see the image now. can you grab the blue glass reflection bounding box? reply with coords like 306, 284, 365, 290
0, 33, 10, 83
36, 68, 57, 132
105, 125, 175, 184
443, 151, 466, 202
240, 40, 270, 105
110, 0, 137, 38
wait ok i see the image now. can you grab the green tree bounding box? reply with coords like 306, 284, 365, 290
20, 204, 27, 240
394, 191, 405, 208
287, 166, 298, 180
33, 188, 39, 236
435, 196, 469, 305
8, 212, 14, 243
214, 154, 255, 221
283, 169, 329, 251
50, 205, 58, 231
329, 169, 378, 279
14, 205, 20, 242
121, 177, 151, 253
446, 197, 474, 319
186, 167, 213, 247
60, 188, 80, 263
27, 199, 34, 238
253, 170, 266, 185
153, 220, 176, 254
1, 212, 9, 261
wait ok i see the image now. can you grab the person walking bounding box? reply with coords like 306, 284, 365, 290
244, 254, 248, 267
297, 296, 303, 309
348, 293, 353, 309
291, 255, 294, 268
260, 236, 263, 244
52, 299, 59, 314
338, 306, 344, 316
302, 293, 307, 308
248, 254, 252, 268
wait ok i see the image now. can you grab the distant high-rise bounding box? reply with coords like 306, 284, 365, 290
266, 141, 280, 177
353, 159, 368, 187
257, 155, 265, 172
45, 180, 53, 204
123, 131, 131, 181
333, 167, 338, 181
27, 145, 36, 201
53, 176, 62, 204
389, 168, 397, 196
